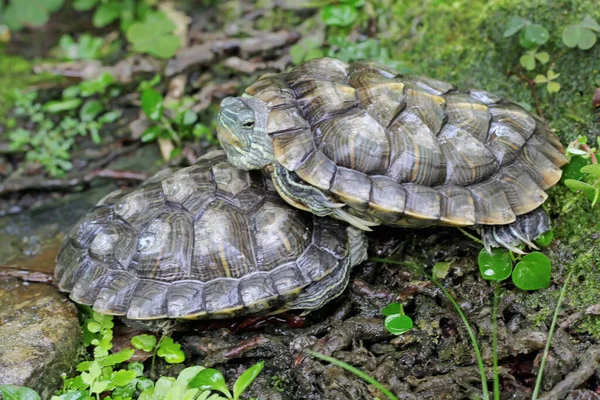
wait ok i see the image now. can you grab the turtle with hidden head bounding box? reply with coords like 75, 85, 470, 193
54, 150, 367, 325
216, 57, 568, 253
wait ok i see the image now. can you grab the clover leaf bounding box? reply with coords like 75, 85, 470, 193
534, 70, 561, 93
519, 49, 549, 71
519, 24, 550, 49
562, 16, 600, 50
126, 12, 181, 58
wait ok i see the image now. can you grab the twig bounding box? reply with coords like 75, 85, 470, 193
521, 74, 544, 119
0, 267, 54, 284
0, 168, 147, 195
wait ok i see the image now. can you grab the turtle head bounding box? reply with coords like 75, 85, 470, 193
217, 96, 274, 170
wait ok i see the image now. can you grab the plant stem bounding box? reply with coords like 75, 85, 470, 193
531, 269, 573, 400
432, 277, 490, 400
304, 350, 399, 400
370, 257, 490, 400
457, 227, 484, 245
492, 283, 500, 400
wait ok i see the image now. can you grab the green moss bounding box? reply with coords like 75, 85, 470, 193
0, 45, 60, 124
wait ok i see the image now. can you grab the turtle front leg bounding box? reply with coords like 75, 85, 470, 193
272, 164, 379, 231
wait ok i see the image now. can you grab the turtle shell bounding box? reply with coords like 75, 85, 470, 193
54, 151, 365, 320
246, 58, 568, 227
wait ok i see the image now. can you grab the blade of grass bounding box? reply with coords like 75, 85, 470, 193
304, 349, 399, 400
370, 257, 490, 400
492, 283, 500, 400
531, 269, 573, 400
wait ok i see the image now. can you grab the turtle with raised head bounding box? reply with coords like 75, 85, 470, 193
217, 57, 568, 252
55, 151, 366, 321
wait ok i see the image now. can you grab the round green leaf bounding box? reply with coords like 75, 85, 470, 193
535, 51, 550, 64
131, 334, 157, 352
381, 302, 403, 317
578, 28, 597, 50
321, 4, 358, 27
562, 25, 580, 47
512, 252, 551, 290
519, 54, 535, 70
503, 16, 528, 37
547, 81, 561, 93
384, 314, 413, 335
520, 24, 549, 49
141, 88, 163, 121
233, 361, 264, 399
535, 230, 554, 247
478, 248, 512, 281
189, 368, 231, 398
581, 16, 600, 32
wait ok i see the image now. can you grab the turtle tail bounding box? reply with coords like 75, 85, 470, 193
478, 208, 551, 254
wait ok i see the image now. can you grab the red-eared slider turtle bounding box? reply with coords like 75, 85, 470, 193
217, 58, 568, 251
54, 151, 366, 320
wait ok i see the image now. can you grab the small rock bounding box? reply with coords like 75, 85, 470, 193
0, 278, 81, 400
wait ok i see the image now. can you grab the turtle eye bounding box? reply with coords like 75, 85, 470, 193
242, 119, 255, 129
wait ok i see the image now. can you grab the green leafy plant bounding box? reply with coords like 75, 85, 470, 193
562, 16, 600, 50
132, 334, 186, 365
503, 16, 549, 49
0, 385, 41, 400
321, 0, 364, 27
56, 34, 106, 61
326, 36, 410, 72
126, 12, 181, 58
188, 361, 265, 400
475, 242, 553, 400
7, 73, 121, 176
381, 302, 413, 335
564, 136, 600, 207
290, 36, 325, 65
138, 79, 218, 159
519, 49, 549, 71
371, 257, 489, 400
72, 0, 141, 31
477, 248, 552, 292
1, 0, 63, 31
